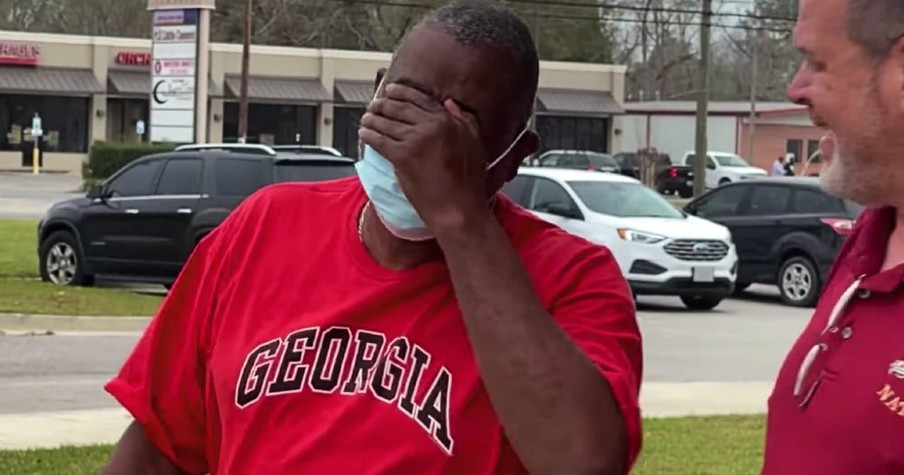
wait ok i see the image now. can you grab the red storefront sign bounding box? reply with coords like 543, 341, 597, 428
115, 52, 152, 66
0, 43, 40, 66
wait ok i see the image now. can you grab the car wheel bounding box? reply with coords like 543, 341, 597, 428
39, 231, 94, 287
778, 256, 820, 307
680, 295, 724, 310
678, 188, 693, 198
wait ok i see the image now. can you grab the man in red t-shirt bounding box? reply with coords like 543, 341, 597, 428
763, 0, 904, 473
101, 3, 642, 474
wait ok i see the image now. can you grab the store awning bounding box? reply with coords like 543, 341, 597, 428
537, 88, 624, 115
108, 70, 222, 97
225, 75, 330, 103
335, 80, 376, 104
0, 66, 103, 96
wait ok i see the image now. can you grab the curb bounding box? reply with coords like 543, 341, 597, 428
0, 313, 151, 333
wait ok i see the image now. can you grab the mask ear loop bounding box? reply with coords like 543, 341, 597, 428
486, 126, 529, 171
359, 77, 388, 158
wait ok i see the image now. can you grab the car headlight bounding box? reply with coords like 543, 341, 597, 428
617, 228, 666, 244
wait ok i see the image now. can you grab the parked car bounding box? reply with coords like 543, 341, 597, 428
680, 151, 768, 188
37, 143, 356, 288
612, 152, 694, 198
536, 150, 620, 173
271, 144, 343, 157
682, 177, 862, 307
501, 167, 738, 310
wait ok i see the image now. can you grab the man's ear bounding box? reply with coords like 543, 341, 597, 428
501, 130, 540, 181
374, 68, 388, 93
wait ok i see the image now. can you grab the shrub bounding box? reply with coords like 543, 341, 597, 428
84, 141, 176, 181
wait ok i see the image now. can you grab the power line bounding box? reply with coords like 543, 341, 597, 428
500, 0, 796, 23
329, 0, 795, 34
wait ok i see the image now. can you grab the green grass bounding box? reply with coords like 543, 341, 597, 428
0, 219, 39, 279
0, 279, 162, 316
0, 415, 765, 474
633, 415, 765, 474
0, 219, 162, 316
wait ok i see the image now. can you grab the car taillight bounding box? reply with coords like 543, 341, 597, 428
821, 218, 854, 236
669, 167, 677, 178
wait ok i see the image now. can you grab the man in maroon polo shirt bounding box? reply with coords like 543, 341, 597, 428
762, 0, 904, 473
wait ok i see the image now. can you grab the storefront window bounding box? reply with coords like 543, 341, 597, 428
223, 103, 317, 145
333, 106, 364, 158
0, 94, 89, 153
536, 115, 609, 153
107, 98, 149, 143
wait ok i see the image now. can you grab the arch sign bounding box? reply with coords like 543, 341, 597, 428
149, 7, 199, 143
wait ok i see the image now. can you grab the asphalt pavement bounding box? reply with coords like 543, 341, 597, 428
0, 171, 82, 219
0, 285, 810, 416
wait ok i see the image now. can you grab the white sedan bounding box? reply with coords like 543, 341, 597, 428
501, 167, 738, 310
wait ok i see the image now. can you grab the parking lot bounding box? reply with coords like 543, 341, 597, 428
0, 284, 809, 415
0, 171, 82, 219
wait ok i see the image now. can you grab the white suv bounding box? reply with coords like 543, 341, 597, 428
680, 151, 768, 188
501, 168, 738, 310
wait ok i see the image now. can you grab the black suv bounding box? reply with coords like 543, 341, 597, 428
683, 177, 862, 307
37, 143, 356, 287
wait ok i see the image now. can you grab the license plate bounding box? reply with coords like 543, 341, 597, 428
692, 267, 715, 282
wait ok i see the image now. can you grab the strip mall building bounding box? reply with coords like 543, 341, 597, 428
0, 31, 627, 174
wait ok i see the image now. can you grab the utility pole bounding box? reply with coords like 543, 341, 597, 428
237, 0, 251, 143
747, 36, 758, 164
528, 0, 540, 165
692, 0, 712, 197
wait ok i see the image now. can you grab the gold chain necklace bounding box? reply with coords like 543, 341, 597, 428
357, 201, 370, 243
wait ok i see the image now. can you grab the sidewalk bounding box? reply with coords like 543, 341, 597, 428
0, 381, 773, 450
0, 313, 151, 333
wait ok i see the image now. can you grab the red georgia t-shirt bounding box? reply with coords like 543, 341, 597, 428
105, 177, 643, 474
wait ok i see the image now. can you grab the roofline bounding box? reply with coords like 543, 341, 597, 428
0, 31, 627, 73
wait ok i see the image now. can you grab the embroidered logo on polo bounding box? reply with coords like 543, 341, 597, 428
876, 360, 904, 418
234, 326, 455, 455
889, 360, 904, 379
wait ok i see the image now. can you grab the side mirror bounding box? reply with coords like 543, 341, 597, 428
87, 185, 106, 200
545, 202, 582, 220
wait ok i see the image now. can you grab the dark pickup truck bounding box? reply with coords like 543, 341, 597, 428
612, 152, 694, 197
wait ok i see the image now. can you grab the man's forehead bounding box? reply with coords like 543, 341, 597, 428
793, 0, 849, 52
390, 26, 515, 121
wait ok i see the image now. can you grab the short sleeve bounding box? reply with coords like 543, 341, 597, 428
549, 244, 643, 472
103, 185, 292, 472
104, 219, 231, 473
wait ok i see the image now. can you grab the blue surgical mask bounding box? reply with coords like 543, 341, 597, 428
356, 79, 528, 241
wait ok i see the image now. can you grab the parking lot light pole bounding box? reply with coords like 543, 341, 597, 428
237, 0, 251, 144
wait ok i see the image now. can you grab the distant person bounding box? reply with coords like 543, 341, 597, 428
783, 156, 796, 176
763, 0, 904, 473
771, 155, 786, 176
99, 2, 642, 475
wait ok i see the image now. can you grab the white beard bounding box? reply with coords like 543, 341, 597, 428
819, 144, 886, 207
818, 146, 847, 198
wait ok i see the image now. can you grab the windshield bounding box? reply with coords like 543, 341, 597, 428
567, 180, 685, 218
274, 162, 356, 182
713, 153, 749, 167
587, 153, 617, 168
